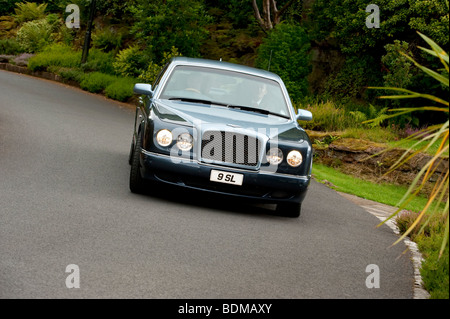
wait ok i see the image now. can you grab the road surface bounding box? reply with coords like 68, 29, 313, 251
0, 70, 414, 299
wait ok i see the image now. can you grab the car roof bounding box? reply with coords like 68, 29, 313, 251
170, 57, 282, 82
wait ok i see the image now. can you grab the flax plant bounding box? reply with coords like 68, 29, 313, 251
367, 32, 449, 257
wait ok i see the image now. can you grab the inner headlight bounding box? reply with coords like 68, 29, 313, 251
156, 129, 173, 147
287, 150, 303, 167
266, 148, 283, 165
176, 133, 193, 151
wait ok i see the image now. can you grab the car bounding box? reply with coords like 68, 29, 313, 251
128, 57, 313, 217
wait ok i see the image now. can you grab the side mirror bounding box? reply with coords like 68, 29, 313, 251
133, 83, 154, 96
296, 109, 313, 121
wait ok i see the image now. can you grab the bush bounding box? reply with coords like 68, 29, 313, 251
27, 43, 80, 71
105, 77, 138, 102
0, 38, 24, 54
92, 27, 123, 52
113, 45, 146, 78
13, 1, 47, 24
297, 100, 354, 131
79, 72, 117, 93
138, 46, 181, 83
16, 18, 53, 53
80, 48, 115, 74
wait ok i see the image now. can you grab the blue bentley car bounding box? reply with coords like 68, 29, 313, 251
128, 57, 313, 217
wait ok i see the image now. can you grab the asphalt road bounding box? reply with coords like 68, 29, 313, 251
0, 70, 414, 299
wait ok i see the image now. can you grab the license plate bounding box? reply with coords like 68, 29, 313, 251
210, 170, 243, 186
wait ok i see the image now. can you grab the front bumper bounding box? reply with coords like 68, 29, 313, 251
139, 150, 310, 204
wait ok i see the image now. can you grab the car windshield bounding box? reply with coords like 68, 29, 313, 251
159, 65, 290, 118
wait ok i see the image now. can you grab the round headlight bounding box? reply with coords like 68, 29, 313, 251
156, 129, 173, 147
266, 148, 283, 165
176, 133, 193, 151
287, 150, 303, 167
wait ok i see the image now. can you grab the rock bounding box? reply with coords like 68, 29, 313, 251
13, 53, 35, 66
0, 55, 14, 63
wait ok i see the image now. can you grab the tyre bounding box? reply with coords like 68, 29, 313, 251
129, 131, 145, 194
128, 139, 134, 165
276, 202, 301, 218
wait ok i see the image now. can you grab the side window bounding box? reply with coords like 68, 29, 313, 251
152, 62, 170, 91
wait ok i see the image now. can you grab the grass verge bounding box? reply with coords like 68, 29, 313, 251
312, 163, 428, 212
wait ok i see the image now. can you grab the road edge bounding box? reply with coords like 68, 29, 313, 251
337, 191, 431, 299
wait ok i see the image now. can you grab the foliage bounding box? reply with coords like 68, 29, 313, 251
27, 43, 80, 70
113, 45, 146, 78
131, 0, 211, 62
104, 77, 139, 102
323, 55, 382, 103
0, 0, 21, 16
367, 32, 449, 258
79, 72, 117, 93
310, 0, 449, 55
16, 18, 53, 53
138, 46, 182, 84
80, 48, 115, 74
382, 40, 414, 90
13, 1, 47, 24
255, 22, 311, 102
251, 0, 303, 31
0, 37, 24, 54
297, 100, 353, 132
92, 27, 123, 52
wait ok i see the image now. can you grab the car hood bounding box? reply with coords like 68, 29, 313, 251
153, 100, 309, 142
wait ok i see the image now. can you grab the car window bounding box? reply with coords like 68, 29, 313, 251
159, 65, 290, 116
152, 62, 170, 91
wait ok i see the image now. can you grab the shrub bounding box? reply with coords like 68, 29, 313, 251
105, 77, 138, 102
297, 100, 354, 131
139, 46, 181, 83
92, 27, 123, 52
79, 72, 117, 93
14, 1, 47, 24
0, 38, 24, 54
16, 18, 53, 53
52, 67, 85, 83
80, 48, 115, 74
113, 45, 146, 78
27, 43, 80, 71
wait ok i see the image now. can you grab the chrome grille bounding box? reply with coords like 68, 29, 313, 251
201, 131, 260, 167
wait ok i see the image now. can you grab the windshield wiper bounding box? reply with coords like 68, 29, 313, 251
168, 97, 228, 107
226, 104, 290, 119
168, 98, 290, 119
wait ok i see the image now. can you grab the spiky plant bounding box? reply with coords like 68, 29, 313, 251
367, 32, 449, 258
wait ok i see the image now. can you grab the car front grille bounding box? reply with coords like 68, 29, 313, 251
201, 131, 261, 167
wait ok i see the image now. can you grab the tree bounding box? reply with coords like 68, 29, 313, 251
255, 22, 311, 101
251, 0, 302, 31
131, 0, 211, 62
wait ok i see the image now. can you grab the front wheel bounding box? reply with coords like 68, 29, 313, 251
276, 202, 301, 218
129, 131, 145, 194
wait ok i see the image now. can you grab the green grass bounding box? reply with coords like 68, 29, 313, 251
312, 163, 428, 212
388, 137, 449, 157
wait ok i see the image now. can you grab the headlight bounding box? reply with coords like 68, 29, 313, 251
287, 150, 302, 167
176, 133, 193, 151
266, 148, 283, 165
156, 129, 173, 147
